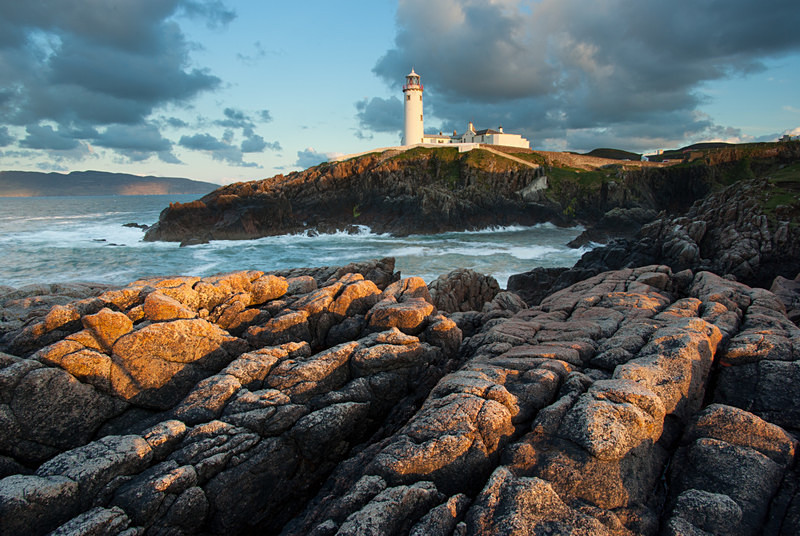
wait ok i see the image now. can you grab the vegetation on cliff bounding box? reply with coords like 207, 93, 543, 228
144, 141, 800, 244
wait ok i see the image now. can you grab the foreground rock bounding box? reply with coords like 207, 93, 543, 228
1, 261, 799, 535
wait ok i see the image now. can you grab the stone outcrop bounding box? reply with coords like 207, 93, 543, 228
509, 175, 800, 304
428, 268, 501, 313
1, 260, 799, 535
144, 149, 553, 243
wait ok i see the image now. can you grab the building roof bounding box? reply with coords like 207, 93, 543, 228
473, 129, 501, 136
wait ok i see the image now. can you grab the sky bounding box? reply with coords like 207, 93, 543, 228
1, 0, 799, 185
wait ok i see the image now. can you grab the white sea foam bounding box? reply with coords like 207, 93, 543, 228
0, 196, 595, 288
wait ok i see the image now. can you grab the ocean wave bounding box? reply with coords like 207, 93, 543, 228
442, 222, 584, 235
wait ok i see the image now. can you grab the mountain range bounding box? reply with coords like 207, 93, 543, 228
0, 170, 218, 197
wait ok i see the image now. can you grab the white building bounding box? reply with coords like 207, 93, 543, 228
402, 69, 424, 145
404, 69, 531, 150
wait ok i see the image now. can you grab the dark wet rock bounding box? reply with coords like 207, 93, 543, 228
428, 269, 500, 313
771, 272, 800, 324
508, 175, 800, 306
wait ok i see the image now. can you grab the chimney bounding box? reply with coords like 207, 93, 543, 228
498, 126, 504, 133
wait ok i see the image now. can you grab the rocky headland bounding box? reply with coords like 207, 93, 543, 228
509, 150, 800, 305
143, 141, 799, 247
1, 141, 800, 535
142, 145, 678, 244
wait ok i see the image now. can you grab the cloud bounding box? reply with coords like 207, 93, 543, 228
367, 0, 800, 151
295, 147, 339, 169
258, 109, 273, 123
236, 40, 268, 66
216, 107, 254, 130
179, 133, 224, 151
21, 124, 81, 151
356, 96, 403, 134
241, 134, 281, 153
178, 0, 236, 28
179, 131, 259, 167
93, 123, 179, 163
0, 126, 14, 147
0, 1, 232, 161
19, 123, 94, 162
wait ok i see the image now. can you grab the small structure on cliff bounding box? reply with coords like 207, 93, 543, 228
402, 68, 531, 150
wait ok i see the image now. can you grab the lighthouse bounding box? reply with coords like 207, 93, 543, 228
402, 69, 423, 145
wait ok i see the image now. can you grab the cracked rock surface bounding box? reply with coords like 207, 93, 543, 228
1, 259, 798, 535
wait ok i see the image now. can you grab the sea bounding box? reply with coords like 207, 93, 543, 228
0, 194, 591, 289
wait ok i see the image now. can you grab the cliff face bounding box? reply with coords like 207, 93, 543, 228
509, 172, 800, 309
144, 142, 800, 243
1, 260, 799, 535
144, 148, 554, 243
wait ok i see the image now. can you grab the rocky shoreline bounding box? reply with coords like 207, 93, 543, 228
2, 143, 800, 535
1, 250, 799, 534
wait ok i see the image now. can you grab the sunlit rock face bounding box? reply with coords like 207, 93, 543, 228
1, 259, 799, 536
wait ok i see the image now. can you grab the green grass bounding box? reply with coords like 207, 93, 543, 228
388, 146, 459, 162
758, 163, 800, 225
463, 149, 524, 172
511, 152, 547, 166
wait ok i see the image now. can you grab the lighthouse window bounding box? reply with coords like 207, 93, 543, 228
419, 95, 422, 101
407, 95, 410, 101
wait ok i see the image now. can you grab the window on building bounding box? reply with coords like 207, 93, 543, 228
407, 95, 410, 101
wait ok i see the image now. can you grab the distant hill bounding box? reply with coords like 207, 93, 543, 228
583, 148, 642, 160
646, 142, 735, 161
0, 170, 219, 197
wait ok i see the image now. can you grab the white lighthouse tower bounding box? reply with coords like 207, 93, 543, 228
402, 68, 423, 145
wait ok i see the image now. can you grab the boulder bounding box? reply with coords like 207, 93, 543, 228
142, 291, 197, 322
0, 474, 80, 535
48, 506, 133, 536
428, 269, 500, 313
466, 467, 614, 535
367, 297, 435, 335
3, 364, 126, 463
111, 319, 247, 409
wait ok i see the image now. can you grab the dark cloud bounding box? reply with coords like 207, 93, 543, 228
241, 135, 267, 153
179, 133, 224, 151
216, 107, 254, 130
241, 134, 282, 153
355, 96, 403, 134
0, 127, 14, 147
179, 132, 259, 167
20, 124, 81, 151
368, 0, 800, 151
93, 123, 179, 163
295, 148, 332, 169
0, 1, 232, 162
